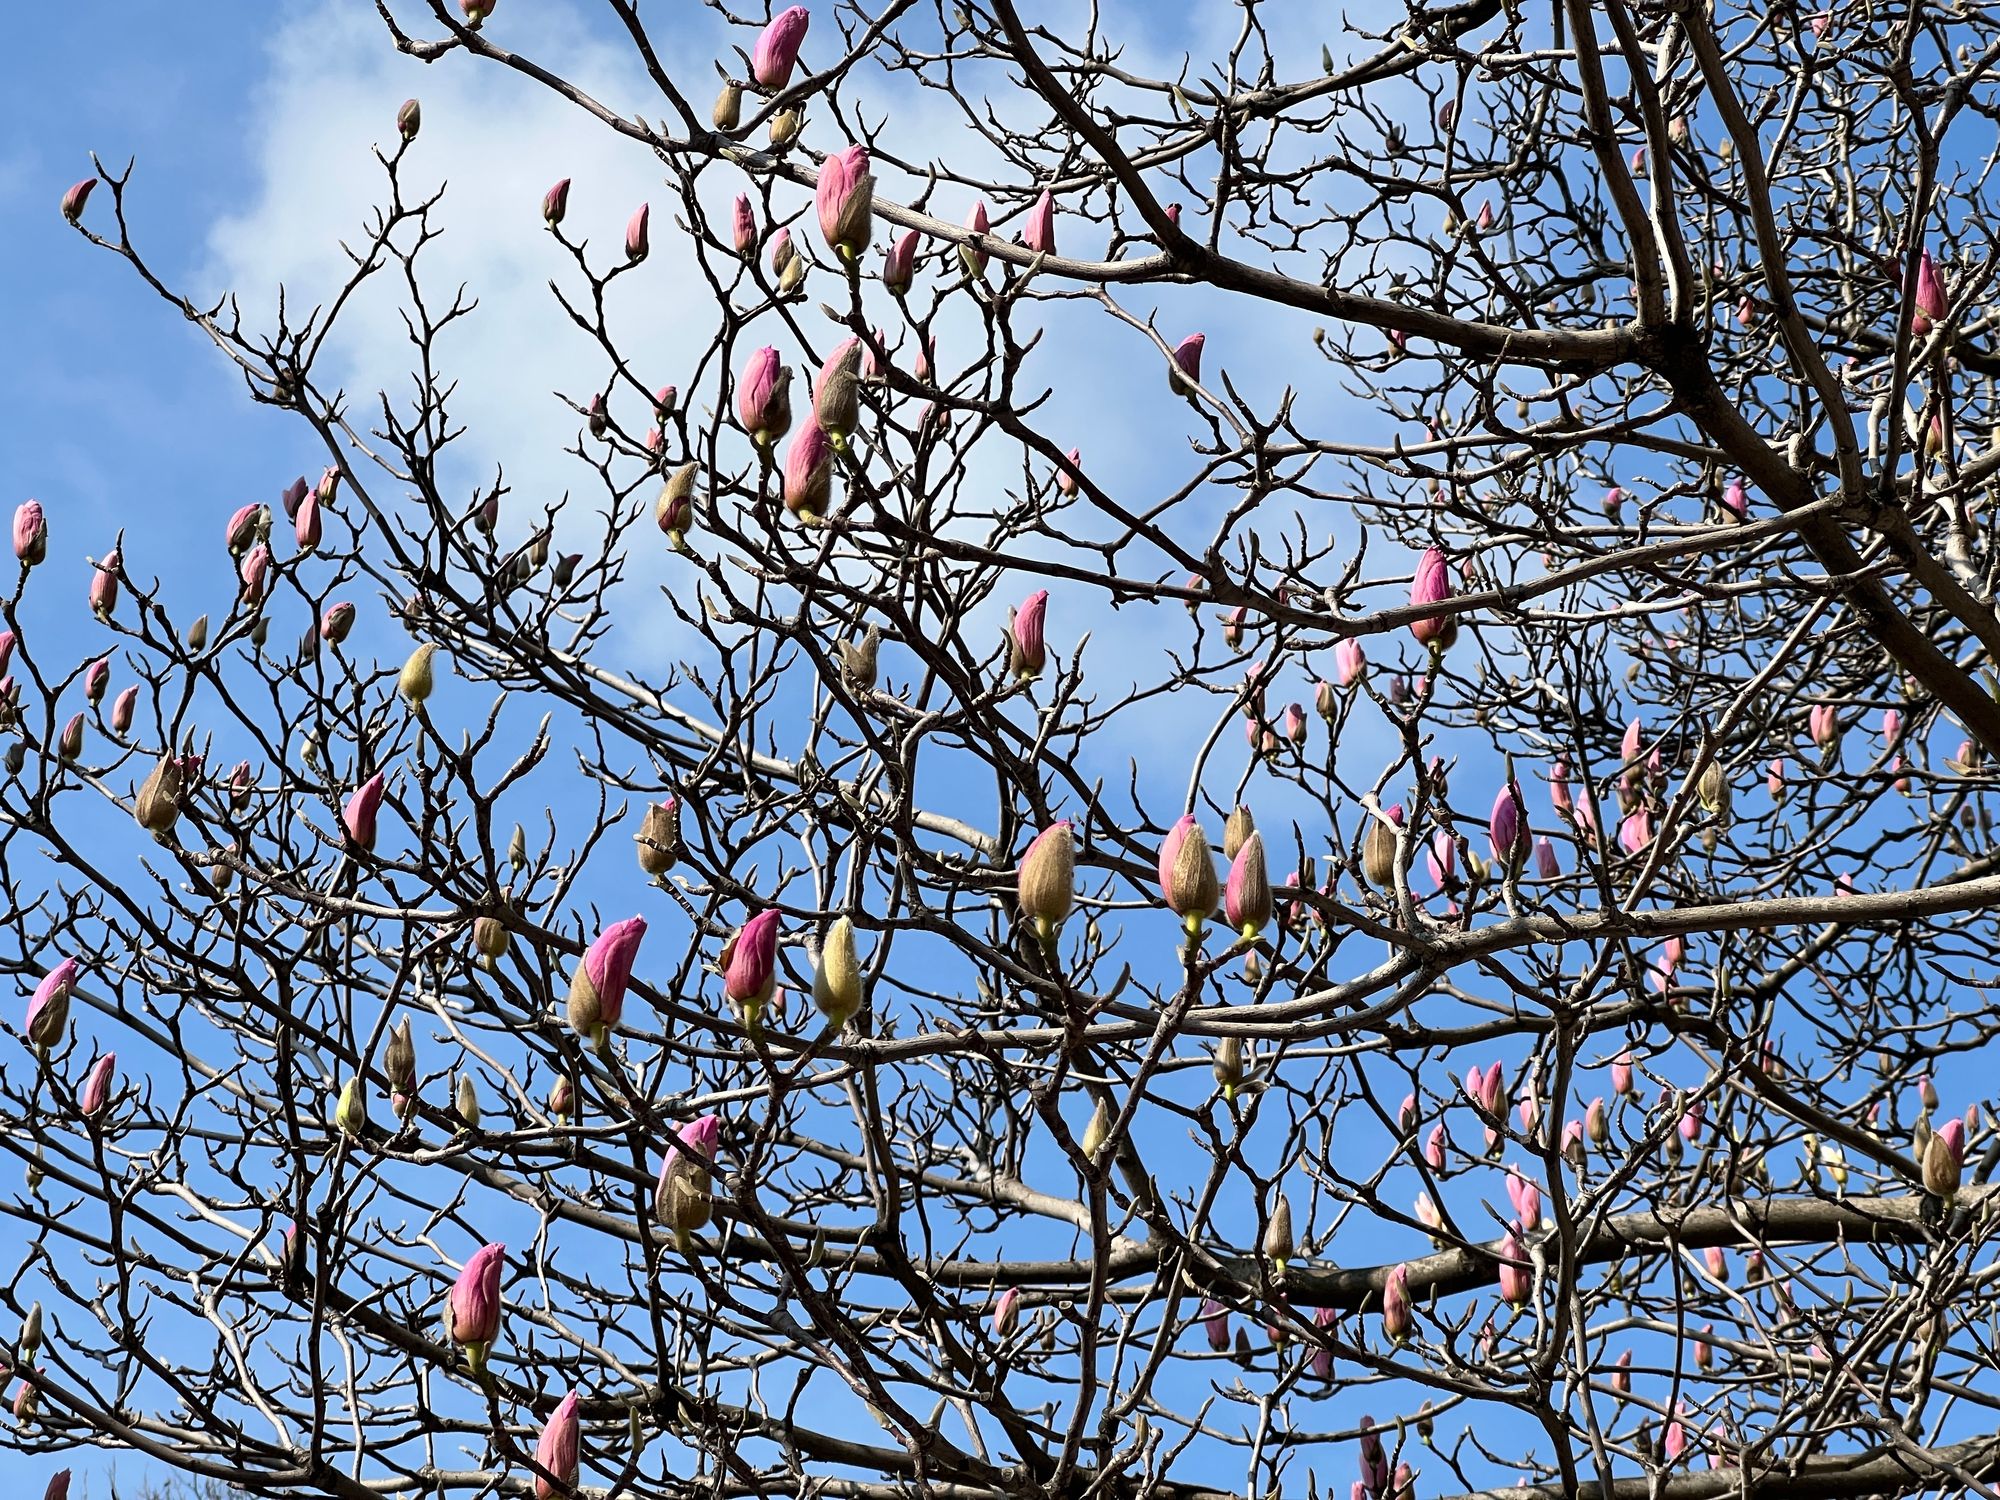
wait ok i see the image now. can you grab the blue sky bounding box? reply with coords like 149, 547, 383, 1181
5, 4, 1920, 1497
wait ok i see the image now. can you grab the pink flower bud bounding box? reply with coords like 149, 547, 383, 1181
1201, 1298, 1229, 1351
1721, 476, 1747, 520
884, 228, 918, 292
728, 195, 757, 259
281, 476, 309, 518
782, 421, 835, 522
533, 1392, 580, 1499
80, 1052, 116, 1119
224, 504, 267, 556
735, 346, 792, 449
343, 772, 387, 850
1488, 780, 1527, 867
84, 657, 109, 704
655, 1114, 722, 1245
567, 915, 647, 1043
1358, 1417, 1390, 1496
87, 547, 122, 620
815, 144, 873, 260
960, 198, 992, 276
1915, 248, 1948, 334
724, 908, 782, 1011
1285, 703, 1307, 745
1381, 1263, 1412, 1341
1679, 1098, 1704, 1141
1809, 704, 1839, 750
26, 959, 79, 1052
321, 601, 356, 643
1497, 1229, 1529, 1306
991, 1287, 1020, 1338
1704, 1245, 1727, 1281
447, 1242, 506, 1362
1533, 837, 1559, 879
1334, 637, 1365, 687
1157, 814, 1218, 928
14, 501, 46, 566
1616, 807, 1652, 854
58, 711, 84, 761
460, 0, 496, 24
1408, 546, 1455, 648
752, 6, 811, 89
1225, 830, 1272, 940
111, 685, 137, 734
1053, 448, 1081, 496
61, 178, 97, 224
625, 201, 650, 262
239, 543, 271, 602
1010, 589, 1048, 680
1561, 1118, 1585, 1163
396, 98, 422, 142
1768, 756, 1787, 798
1602, 485, 1624, 518
542, 177, 571, 226
1425, 1122, 1447, 1168
1023, 189, 1055, 255
1169, 333, 1205, 395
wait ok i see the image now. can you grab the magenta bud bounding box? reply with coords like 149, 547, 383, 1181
397, 98, 422, 142
1381, 1262, 1412, 1341
1408, 546, 1455, 648
736, 346, 792, 449
961, 198, 991, 276
751, 6, 811, 90
542, 177, 571, 227
80, 1052, 116, 1119
61, 178, 96, 224
567, 914, 647, 1043
84, 657, 110, 704
724, 908, 782, 1012
1009, 589, 1048, 680
883, 228, 918, 292
239, 542, 271, 603
816, 145, 873, 260
224, 503, 267, 556
1201, 1298, 1229, 1351
13, 501, 46, 566
1169, 332, 1205, 395
89, 548, 121, 620
295, 489, 322, 550
1915, 248, 1947, 333
343, 772, 387, 850
281, 476, 309, 519
783, 421, 835, 522
1335, 637, 1365, 687
625, 201, 651, 262
26, 959, 80, 1052
446, 1241, 506, 1359
321, 601, 356, 643
533, 1392, 580, 1498
110, 685, 137, 734
991, 1287, 1020, 1339
1023, 189, 1055, 255
732, 194, 756, 256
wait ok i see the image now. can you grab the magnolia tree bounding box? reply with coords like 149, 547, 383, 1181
12, 0, 2000, 1496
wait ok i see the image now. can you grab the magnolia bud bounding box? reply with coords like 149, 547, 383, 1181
134, 754, 184, 836
472, 915, 509, 969
397, 98, 422, 141
1263, 1193, 1294, 1273
713, 82, 743, 130
1016, 820, 1075, 946
334, 1078, 368, 1138
399, 643, 439, 708
812, 914, 864, 1028
455, 1073, 481, 1132
636, 798, 680, 876
1212, 1035, 1244, 1100
1080, 1097, 1114, 1160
